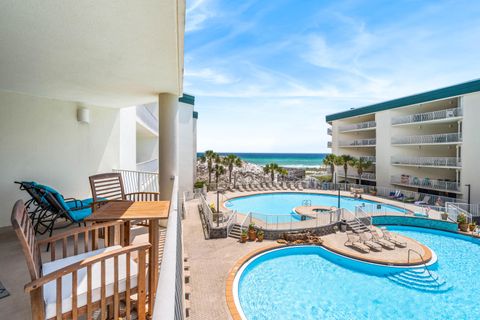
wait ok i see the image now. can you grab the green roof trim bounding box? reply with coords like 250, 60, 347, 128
326, 79, 480, 122
193, 111, 198, 119
179, 93, 195, 105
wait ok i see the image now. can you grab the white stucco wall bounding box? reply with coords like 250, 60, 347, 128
178, 102, 194, 195
0, 90, 135, 227
460, 92, 480, 203
119, 107, 137, 170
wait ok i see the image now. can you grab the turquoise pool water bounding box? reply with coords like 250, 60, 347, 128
226, 192, 406, 223
237, 227, 480, 320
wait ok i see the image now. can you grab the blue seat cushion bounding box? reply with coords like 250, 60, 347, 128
69, 207, 92, 221
66, 198, 94, 209
35, 184, 92, 222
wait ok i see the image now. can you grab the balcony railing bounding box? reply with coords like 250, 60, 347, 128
339, 120, 376, 132
336, 169, 376, 180
113, 169, 159, 193
391, 133, 462, 145
327, 141, 332, 148
339, 139, 376, 147
391, 156, 461, 168
327, 127, 332, 135
359, 156, 376, 163
391, 175, 460, 192
391, 107, 463, 125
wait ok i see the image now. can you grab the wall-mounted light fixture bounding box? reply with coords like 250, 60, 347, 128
77, 107, 90, 124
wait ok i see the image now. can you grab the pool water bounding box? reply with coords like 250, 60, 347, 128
227, 192, 406, 223
237, 226, 480, 320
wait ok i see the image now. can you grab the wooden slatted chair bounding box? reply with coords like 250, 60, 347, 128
12, 200, 150, 320
89, 172, 160, 225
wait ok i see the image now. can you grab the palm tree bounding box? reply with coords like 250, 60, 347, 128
223, 154, 242, 186
214, 163, 226, 185
263, 163, 279, 182
337, 154, 355, 189
323, 154, 337, 182
353, 158, 373, 186
333, 155, 344, 184
200, 150, 218, 184
277, 167, 288, 182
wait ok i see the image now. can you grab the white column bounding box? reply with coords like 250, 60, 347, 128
158, 93, 179, 200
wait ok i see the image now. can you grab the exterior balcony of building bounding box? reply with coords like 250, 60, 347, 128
338, 120, 376, 133
137, 104, 159, 136
391, 156, 461, 169
327, 141, 332, 148
336, 169, 376, 181
359, 156, 376, 164
327, 127, 332, 135
391, 106, 463, 126
339, 139, 376, 147
391, 175, 461, 194
391, 133, 462, 146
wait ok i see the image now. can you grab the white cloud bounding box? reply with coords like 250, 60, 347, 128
185, 0, 214, 32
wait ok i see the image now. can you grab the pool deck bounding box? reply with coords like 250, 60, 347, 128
322, 230, 432, 266
183, 197, 437, 320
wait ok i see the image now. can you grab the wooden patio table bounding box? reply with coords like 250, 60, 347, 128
86, 200, 170, 317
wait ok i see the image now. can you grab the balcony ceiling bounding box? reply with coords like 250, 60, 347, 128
0, 0, 185, 107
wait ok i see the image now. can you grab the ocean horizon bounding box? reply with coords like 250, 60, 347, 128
196, 152, 328, 168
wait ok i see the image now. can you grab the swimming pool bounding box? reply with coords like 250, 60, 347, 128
226, 192, 406, 223
235, 226, 480, 320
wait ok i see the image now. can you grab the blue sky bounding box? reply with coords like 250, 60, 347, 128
184, 0, 480, 153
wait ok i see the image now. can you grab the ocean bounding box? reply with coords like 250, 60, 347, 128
197, 152, 328, 168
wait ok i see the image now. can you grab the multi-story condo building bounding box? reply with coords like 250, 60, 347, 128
326, 79, 480, 204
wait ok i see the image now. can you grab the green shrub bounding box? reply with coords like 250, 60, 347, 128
194, 180, 206, 188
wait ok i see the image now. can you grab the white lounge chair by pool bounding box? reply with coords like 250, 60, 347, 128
415, 195, 431, 205
344, 231, 370, 253
381, 228, 407, 248
359, 232, 382, 251
370, 229, 395, 250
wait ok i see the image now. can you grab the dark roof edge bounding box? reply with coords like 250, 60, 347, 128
179, 93, 195, 105
325, 79, 480, 122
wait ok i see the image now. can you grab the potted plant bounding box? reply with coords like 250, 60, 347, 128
370, 187, 377, 196
257, 228, 265, 242
469, 221, 477, 232
248, 223, 256, 241
240, 229, 248, 243
441, 212, 448, 221
457, 213, 468, 232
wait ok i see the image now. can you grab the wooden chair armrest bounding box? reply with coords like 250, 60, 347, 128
25, 242, 151, 293
37, 220, 124, 246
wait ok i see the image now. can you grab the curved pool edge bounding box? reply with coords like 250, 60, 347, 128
227, 240, 438, 320
222, 191, 414, 215
226, 244, 286, 320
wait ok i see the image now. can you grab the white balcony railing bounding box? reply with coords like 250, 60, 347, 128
391, 156, 461, 168
113, 169, 159, 193
391, 133, 462, 145
359, 156, 376, 163
327, 127, 332, 135
339, 120, 376, 132
327, 141, 332, 148
391, 175, 460, 192
339, 139, 376, 147
391, 107, 463, 125
336, 169, 376, 180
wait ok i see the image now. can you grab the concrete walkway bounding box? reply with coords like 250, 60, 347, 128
183, 199, 274, 320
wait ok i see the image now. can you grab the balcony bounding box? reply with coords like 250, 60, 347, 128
339, 120, 376, 133
359, 156, 376, 163
327, 127, 332, 135
137, 104, 159, 135
327, 141, 332, 148
339, 139, 376, 147
391, 156, 461, 169
391, 175, 461, 193
391, 107, 463, 126
391, 133, 462, 146
336, 169, 376, 181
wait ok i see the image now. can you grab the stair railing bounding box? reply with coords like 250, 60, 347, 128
407, 249, 441, 287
